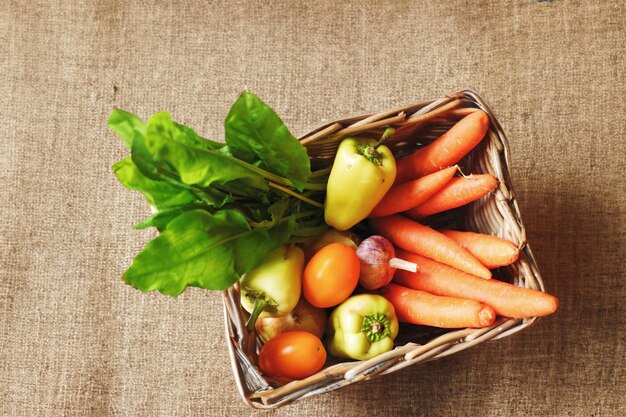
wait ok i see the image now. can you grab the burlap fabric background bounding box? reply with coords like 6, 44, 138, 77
1, 1, 624, 416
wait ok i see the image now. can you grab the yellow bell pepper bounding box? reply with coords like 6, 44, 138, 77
327, 294, 399, 360
240, 245, 304, 332
324, 130, 396, 231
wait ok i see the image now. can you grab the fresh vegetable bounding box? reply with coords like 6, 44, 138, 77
240, 245, 304, 331
380, 283, 496, 328
393, 250, 559, 318
224, 92, 312, 191
356, 235, 418, 290
327, 294, 399, 360
255, 297, 327, 343
441, 230, 519, 269
324, 129, 397, 231
258, 331, 327, 382
303, 243, 360, 308
110, 93, 330, 295
369, 215, 491, 279
302, 229, 358, 260
112, 157, 197, 213
369, 165, 458, 218
395, 110, 490, 182
405, 174, 498, 219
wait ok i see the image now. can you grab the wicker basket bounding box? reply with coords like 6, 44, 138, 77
222, 89, 546, 409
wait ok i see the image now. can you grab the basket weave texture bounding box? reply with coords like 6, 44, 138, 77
222, 89, 546, 409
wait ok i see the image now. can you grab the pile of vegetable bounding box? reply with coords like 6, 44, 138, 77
110, 93, 558, 384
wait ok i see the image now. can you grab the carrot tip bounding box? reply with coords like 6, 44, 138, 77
547, 295, 559, 314
478, 306, 496, 327
478, 269, 492, 279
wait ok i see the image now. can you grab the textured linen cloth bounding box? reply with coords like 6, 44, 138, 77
1, 1, 624, 416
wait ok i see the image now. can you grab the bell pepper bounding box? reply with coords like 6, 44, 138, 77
327, 294, 399, 360
240, 245, 304, 332
324, 129, 396, 231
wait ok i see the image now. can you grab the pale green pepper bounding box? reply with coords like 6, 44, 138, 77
240, 245, 304, 332
324, 129, 396, 231
327, 294, 399, 360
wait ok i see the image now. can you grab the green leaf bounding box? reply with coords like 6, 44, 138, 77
123, 210, 251, 295
124, 208, 296, 295
173, 121, 227, 151
133, 204, 207, 231
231, 198, 295, 272
144, 112, 268, 192
108, 109, 146, 150
249, 198, 289, 228
111, 102, 326, 297
112, 157, 197, 208
233, 216, 296, 274
224, 92, 311, 191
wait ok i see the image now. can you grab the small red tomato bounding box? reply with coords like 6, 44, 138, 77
303, 242, 360, 308
258, 331, 326, 381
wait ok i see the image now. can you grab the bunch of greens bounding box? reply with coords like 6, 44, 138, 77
110, 92, 329, 296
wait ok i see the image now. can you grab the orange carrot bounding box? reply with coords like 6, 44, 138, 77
405, 174, 498, 219
380, 283, 495, 328
369, 215, 491, 279
440, 230, 519, 269
393, 250, 559, 318
395, 110, 490, 183
369, 166, 458, 218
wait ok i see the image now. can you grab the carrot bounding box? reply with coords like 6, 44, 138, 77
393, 250, 559, 318
380, 283, 496, 328
440, 230, 519, 269
369, 215, 491, 279
395, 110, 490, 183
369, 166, 458, 218
405, 174, 498, 219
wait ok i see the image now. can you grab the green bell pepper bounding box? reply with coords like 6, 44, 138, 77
240, 245, 304, 332
324, 129, 396, 231
327, 294, 399, 360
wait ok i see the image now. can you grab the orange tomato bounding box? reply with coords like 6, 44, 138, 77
303, 242, 360, 308
258, 331, 326, 381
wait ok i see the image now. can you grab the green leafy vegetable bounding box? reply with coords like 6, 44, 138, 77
144, 112, 269, 192
133, 204, 205, 231
108, 109, 145, 150
124, 210, 250, 295
109, 93, 329, 295
233, 218, 296, 275
113, 157, 197, 209
225, 92, 311, 191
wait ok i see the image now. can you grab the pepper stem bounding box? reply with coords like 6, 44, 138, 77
245, 298, 268, 333
374, 127, 395, 149
356, 128, 395, 166
361, 313, 390, 342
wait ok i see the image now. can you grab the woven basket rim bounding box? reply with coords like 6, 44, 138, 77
223, 89, 546, 409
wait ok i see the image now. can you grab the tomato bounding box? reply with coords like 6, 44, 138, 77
303, 242, 360, 308
258, 331, 326, 381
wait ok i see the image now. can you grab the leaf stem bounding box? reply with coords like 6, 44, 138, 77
282, 209, 319, 221
310, 167, 332, 177
165, 138, 330, 192
243, 163, 294, 187
302, 182, 327, 191
291, 224, 329, 237
155, 170, 222, 206
268, 182, 324, 208
170, 137, 298, 187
